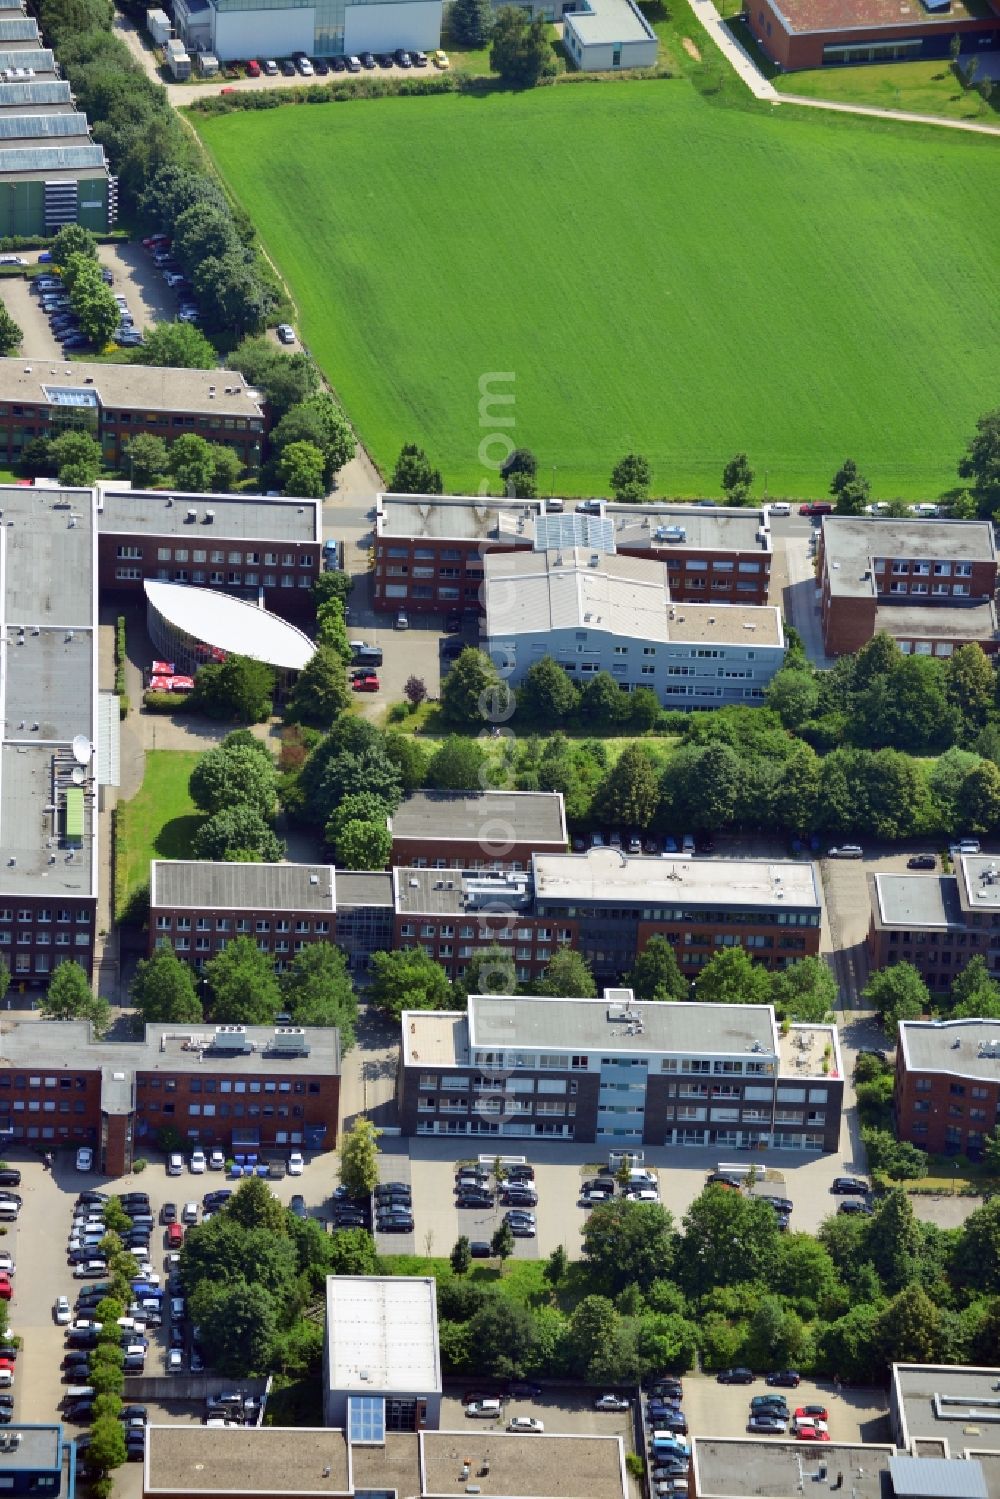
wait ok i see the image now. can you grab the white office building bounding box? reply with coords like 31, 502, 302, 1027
173, 0, 441, 63
484, 545, 785, 706
322, 1276, 442, 1434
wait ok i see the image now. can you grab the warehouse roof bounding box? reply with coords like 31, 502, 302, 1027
335, 871, 394, 907
888, 1456, 988, 1499
144, 581, 315, 672
0, 19, 41, 40
899, 1021, 1000, 1084
0, 80, 71, 107
0, 142, 103, 173
611, 501, 769, 554
533, 848, 820, 910
325, 1277, 441, 1396
873, 601, 999, 642
394, 867, 535, 917
691, 1438, 895, 1499
0, 111, 88, 139
98, 487, 320, 544
420, 1431, 627, 1499
151, 861, 335, 913
893, 1365, 1000, 1456
390, 790, 567, 848
0, 360, 264, 417
873, 873, 964, 929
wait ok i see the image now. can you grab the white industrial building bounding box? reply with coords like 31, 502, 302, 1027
322, 1276, 442, 1434
563, 0, 658, 70
484, 543, 785, 706
172, 0, 442, 62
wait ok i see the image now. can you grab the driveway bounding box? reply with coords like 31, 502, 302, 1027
346, 579, 445, 720
2, 277, 63, 360
97, 243, 185, 335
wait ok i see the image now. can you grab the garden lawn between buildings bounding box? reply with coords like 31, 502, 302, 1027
195, 82, 1000, 500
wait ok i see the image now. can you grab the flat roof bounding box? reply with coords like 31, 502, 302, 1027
463, 992, 778, 1062
0, 1427, 61, 1471
0, 1019, 341, 1077
533, 848, 821, 910
874, 601, 998, 642
390, 790, 567, 848
0, 360, 263, 417
0, 18, 40, 39
888, 1455, 988, 1499
378, 492, 542, 544
151, 861, 335, 913
402, 1011, 470, 1068
958, 854, 1000, 910
565, 0, 656, 45
485, 548, 781, 646
873, 872, 964, 930
821, 516, 996, 599
0, 484, 97, 899
691, 1438, 895, 1499
144, 581, 315, 672
145, 1426, 351, 1496
612, 501, 769, 555
900, 1021, 1000, 1083
98, 487, 320, 545
335, 871, 394, 907
769, 0, 994, 31
325, 1276, 441, 1396
0, 79, 72, 107
0, 110, 88, 141
420, 1431, 627, 1499
394, 867, 535, 917
894, 1365, 1000, 1456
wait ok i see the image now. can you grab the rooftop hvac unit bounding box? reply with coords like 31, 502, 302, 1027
270, 1027, 310, 1057
212, 1025, 250, 1054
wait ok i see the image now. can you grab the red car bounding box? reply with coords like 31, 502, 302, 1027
247, 58, 261, 75
351, 673, 379, 693
795, 1425, 830, 1442
167, 1223, 184, 1249
798, 502, 833, 517
0, 1280, 11, 1303
142, 234, 169, 251
795, 1406, 829, 1423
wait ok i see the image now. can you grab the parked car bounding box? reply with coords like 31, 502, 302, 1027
262, 58, 278, 73
827, 845, 863, 859
189, 1150, 207, 1174
838, 1199, 873, 1216
276, 324, 295, 345
279, 58, 296, 75
795, 1405, 829, 1423
466, 1400, 502, 1419
750, 1395, 788, 1412
716, 1368, 754, 1384
75, 1147, 93, 1171
351, 673, 379, 693
830, 1177, 868, 1196
765, 1371, 800, 1387
54, 1297, 72, 1325
747, 1415, 787, 1434
906, 854, 936, 870
507, 1417, 543, 1434
594, 1393, 630, 1411
287, 1152, 304, 1175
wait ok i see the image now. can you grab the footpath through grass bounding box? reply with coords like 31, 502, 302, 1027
115, 750, 203, 918
196, 84, 1000, 500
777, 58, 1000, 124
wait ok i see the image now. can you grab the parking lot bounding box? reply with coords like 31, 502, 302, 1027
440, 1384, 634, 1444
674, 1374, 888, 1448
346, 579, 483, 719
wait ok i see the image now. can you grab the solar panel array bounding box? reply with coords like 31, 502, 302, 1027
0, 143, 103, 171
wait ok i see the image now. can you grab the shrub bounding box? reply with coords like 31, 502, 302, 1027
143, 691, 191, 713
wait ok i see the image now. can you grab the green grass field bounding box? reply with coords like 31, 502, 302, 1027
115, 750, 203, 917
776, 59, 999, 124
197, 85, 1000, 499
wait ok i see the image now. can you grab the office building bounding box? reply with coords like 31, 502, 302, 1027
817, 515, 998, 658
747, 0, 1000, 72
373, 494, 773, 616
689, 1437, 989, 1499
868, 854, 1000, 992
896, 1019, 1000, 1157
0, 361, 265, 472
143, 581, 315, 686
149, 861, 394, 974
484, 547, 784, 706
400, 988, 844, 1149
892, 1362, 1000, 1462
96, 487, 321, 617
0, 1020, 340, 1173
562, 0, 658, 69
323, 1276, 441, 1432
0, 1425, 78, 1499
388, 791, 567, 871
172, 0, 442, 65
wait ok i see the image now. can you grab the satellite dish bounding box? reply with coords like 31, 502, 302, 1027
71, 766, 85, 785
72, 735, 91, 765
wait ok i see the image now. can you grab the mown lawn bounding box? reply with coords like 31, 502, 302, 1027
196, 84, 999, 500
115, 750, 203, 917
776, 58, 1000, 124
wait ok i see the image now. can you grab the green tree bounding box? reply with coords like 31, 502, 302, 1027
449, 0, 494, 46
865, 1188, 921, 1295
137, 319, 216, 369
580, 671, 625, 727
928, 747, 981, 832
369, 948, 453, 1022
610, 452, 651, 502
325, 792, 393, 846
830, 457, 871, 515
951, 954, 1000, 1020
190, 741, 276, 821
204, 935, 281, 1024
390, 442, 442, 494
489, 4, 553, 85
40, 960, 110, 1035
863, 963, 929, 1035
130, 947, 201, 1025
545, 1243, 569, 1288
944, 644, 996, 736
875, 1283, 947, 1366
192, 806, 284, 863
765, 668, 819, 730
51, 222, 97, 267
0, 305, 22, 356
861, 1126, 928, 1181
189, 655, 275, 723
270, 393, 355, 488
228, 337, 319, 421
224, 1174, 290, 1234
679, 1186, 780, 1296
534, 946, 597, 998
770, 957, 837, 1023
953, 1196, 1000, 1292
566, 1295, 629, 1383
628, 935, 687, 1002
189, 1277, 278, 1375
124, 432, 169, 487
722, 451, 754, 504
286, 646, 351, 729
339, 1116, 381, 1197
455, 943, 518, 999
517, 656, 579, 722
450, 1235, 472, 1276
209, 444, 243, 494
335, 819, 392, 870
660, 742, 743, 830
958, 408, 1000, 514
596, 743, 660, 829
491, 1218, 515, 1268
86, 1416, 126, 1475
0, 959, 9, 1008
440, 648, 510, 727
694, 947, 771, 1007
427, 736, 487, 791
280, 942, 357, 1045
315, 598, 352, 664
167, 432, 218, 492
49, 429, 103, 486
957, 760, 1000, 835
581, 1199, 675, 1293
278, 440, 326, 499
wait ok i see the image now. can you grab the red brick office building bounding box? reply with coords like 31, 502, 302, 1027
0, 1020, 341, 1175
97, 488, 321, 619
818, 515, 999, 659
372, 495, 772, 617
868, 855, 1000, 993
747, 0, 1000, 71
897, 1018, 1000, 1158
389, 791, 568, 871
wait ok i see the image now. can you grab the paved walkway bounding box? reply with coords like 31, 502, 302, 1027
686, 0, 1000, 135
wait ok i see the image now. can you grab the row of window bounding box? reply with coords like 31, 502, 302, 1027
123, 569, 312, 590
0, 909, 90, 923
158, 936, 312, 956
143, 1100, 306, 1119
399, 922, 572, 942
126, 548, 313, 567
533, 904, 819, 926
878, 560, 974, 578
156, 916, 328, 934
887, 582, 970, 598
0, 933, 90, 948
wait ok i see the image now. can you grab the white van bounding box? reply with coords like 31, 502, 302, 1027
627, 1168, 657, 1187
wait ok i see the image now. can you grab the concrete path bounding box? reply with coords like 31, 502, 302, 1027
778, 89, 1000, 137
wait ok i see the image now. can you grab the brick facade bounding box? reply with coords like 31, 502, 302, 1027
0, 896, 97, 988
746, 0, 999, 70
896, 1020, 1000, 1159
393, 910, 579, 986
98, 533, 319, 617
150, 906, 335, 973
